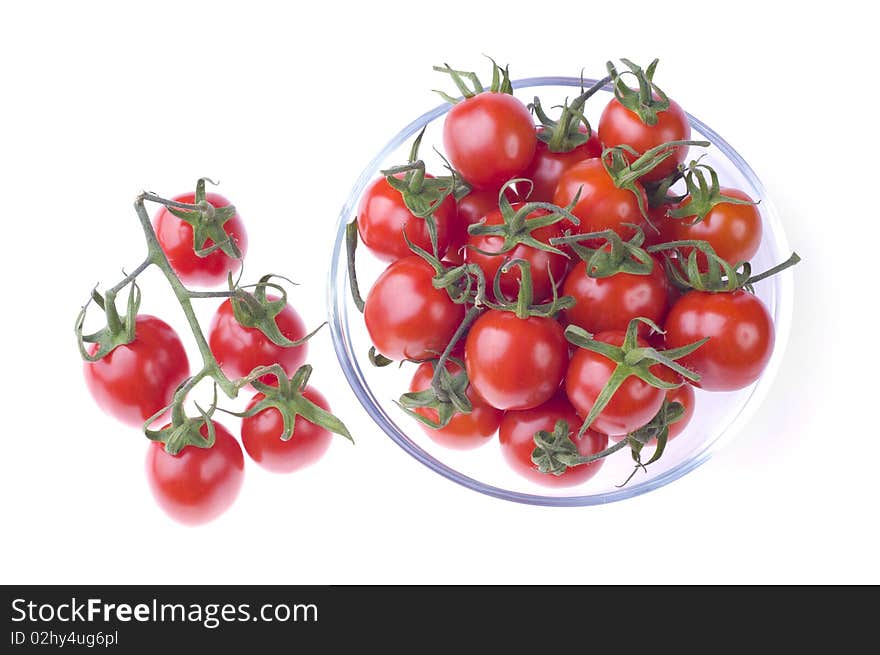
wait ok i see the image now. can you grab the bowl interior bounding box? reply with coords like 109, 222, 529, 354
328, 77, 794, 506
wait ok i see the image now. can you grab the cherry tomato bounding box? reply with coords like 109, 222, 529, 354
499, 393, 608, 487
561, 255, 669, 334
553, 158, 646, 242
465, 310, 567, 411
145, 421, 244, 526
664, 290, 774, 391
666, 383, 695, 439
357, 174, 455, 262
409, 360, 502, 450
83, 315, 190, 427
443, 92, 537, 191
445, 187, 516, 266
364, 255, 465, 361
566, 332, 666, 436
518, 129, 602, 203
597, 97, 691, 183
465, 204, 569, 303
153, 192, 248, 288
668, 188, 762, 266
208, 297, 307, 384
241, 387, 332, 473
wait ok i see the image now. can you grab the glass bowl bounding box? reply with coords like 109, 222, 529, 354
327, 76, 794, 506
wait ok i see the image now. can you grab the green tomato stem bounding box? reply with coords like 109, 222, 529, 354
133, 193, 238, 398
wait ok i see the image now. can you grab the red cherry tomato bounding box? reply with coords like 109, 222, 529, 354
145, 421, 244, 526
409, 360, 502, 450
664, 290, 774, 391
518, 130, 602, 203
445, 187, 516, 266
597, 97, 691, 183
153, 192, 248, 288
669, 188, 762, 266
553, 158, 646, 242
562, 256, 669, 335
566, 332, 666, 436
241, 387, 332, 473
465, 204, 569, 303
465, 310, 568, 411
208, 297, 307, 384
364, 255, 465, 361
666, 383, 695, 440
443, 92, 537, 191
499, 393, 608, 487
357, 174, 455, 262
83, 315, 189, 427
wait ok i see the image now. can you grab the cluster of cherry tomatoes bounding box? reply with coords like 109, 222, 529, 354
79, 180, 350, 525
351, 59, 797, 487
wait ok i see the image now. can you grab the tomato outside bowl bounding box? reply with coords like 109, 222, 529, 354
327, 76, 794, 506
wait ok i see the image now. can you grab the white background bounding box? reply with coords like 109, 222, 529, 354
0, 1, 876, 584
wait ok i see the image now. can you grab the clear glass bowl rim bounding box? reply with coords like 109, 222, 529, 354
327, 76, 794, 507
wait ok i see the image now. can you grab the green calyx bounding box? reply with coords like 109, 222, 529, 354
144, 382, 219, 456
551, 225, 654, 277
607, 58, 670, 126
227, 365, 353, 443
484, 259, 574, 319
648, 240, 801, 293
565, 317, 707, 437
167, 177, 241, 260
531, 419, 630, 475
467, 180, 582, 258
396, 356, 473, 430
433, 56, 513, 103
602, 140, 710, 230
602, 141, 711, 230
667, 161, 757, 224
529, 74, 611, 153
229, 273, 325, 348
380, 128, 457, 258
75, 280, 141, 362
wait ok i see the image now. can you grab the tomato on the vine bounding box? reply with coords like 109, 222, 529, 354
145, 421, 244, 526
154, 192, 248, 288
518, 129, 602, 203
499, 393, 608, 487
553, 158, 646, 242
444, 92, 536, 191
364, 255, 465, 362
357, 174, 455, 262
465, 310, 568, 411
664, 289, 774, 391
465, 204, 569, 303
241, 387, 333, 473
598, 97, 690, 183
668, 188, 762, 266
562, 256, 669, 335
566, 331, 667, 436
83, 315, 190, 427
209, 297, 307, 383
409, 360, 502, 450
